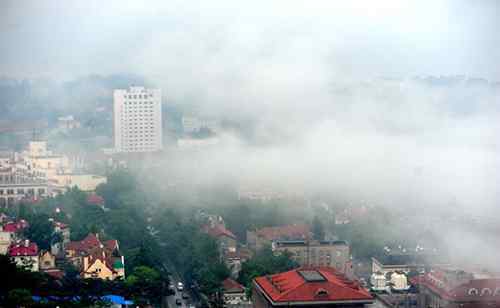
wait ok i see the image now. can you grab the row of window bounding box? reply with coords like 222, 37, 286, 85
125, 94, 154, 99
0, 188, 45, 195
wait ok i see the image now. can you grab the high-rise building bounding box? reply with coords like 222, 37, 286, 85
113, 86, 163, 153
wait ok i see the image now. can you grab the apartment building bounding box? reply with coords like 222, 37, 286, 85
113, 86, 163, 153
273, 240, 353, 276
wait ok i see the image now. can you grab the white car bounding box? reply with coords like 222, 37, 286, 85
177, 282, 184, 291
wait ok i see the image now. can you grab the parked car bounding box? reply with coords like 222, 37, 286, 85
176, 299, 182, 305
182, 293, 189, 300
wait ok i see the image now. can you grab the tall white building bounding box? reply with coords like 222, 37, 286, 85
113, 86, 163, 152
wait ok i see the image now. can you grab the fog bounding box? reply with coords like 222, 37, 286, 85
2, 1, 500, 268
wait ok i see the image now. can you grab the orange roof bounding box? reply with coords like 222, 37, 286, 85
223, 278, 245, 293
254, 267, 373, 304
416, 272, 500, 302
203, 224, 237, 240
255, 224, 310, 241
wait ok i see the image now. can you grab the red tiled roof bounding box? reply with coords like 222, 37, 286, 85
255, 224, 310, 241
66, 233, 102, 253
254, 267, 373, 304
87, 194, 104, 206
223, 278, 245, 293
416, 272, 500, 303
203, 224, 237, 239
9, 242, 38, 257
3, 220, 29, 233
104, 239, 118, 251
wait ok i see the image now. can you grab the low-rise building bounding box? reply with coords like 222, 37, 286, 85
0, 231, 12, 254
247, 224, 310, 252
414, 267, 500, 308
53, 173, 107, 192
222, 278, 249, 306
9, 240, 39, 271
372, 249, 446, 276
272, 240, 352, 276
65, 233, 125, 280
39, 250, 56, 270
253, 267, 374, 308
371, 272, 388, 292
224, 247, 252, 278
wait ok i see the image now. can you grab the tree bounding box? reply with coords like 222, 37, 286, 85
23, 213, 56, 250
125, 266, 163, 305
5, 289, 33, 307
238, 246, 298, 289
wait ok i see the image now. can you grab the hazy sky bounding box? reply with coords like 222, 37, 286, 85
1, 0, 499, 80
1, 1, 499, 214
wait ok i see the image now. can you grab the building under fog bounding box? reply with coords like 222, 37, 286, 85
113, 86, 162, 153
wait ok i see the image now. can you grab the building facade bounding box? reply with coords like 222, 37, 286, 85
113, 86, 163, 153
9, 240, 39, 272
273, 240, 352, 276
253, 267, 374, 308
415, 268, 500, 308
247, 224, 311, 252
65, 233, 125, 280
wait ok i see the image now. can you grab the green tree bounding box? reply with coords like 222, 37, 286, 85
125, 266, 163, 305
23, 213, 56, 250
238, 246, 298, 289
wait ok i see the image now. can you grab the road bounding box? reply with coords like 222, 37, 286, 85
164, 274, 199, 308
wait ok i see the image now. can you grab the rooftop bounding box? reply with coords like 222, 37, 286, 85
253, 224, 311, 241
254, 267, 373, 305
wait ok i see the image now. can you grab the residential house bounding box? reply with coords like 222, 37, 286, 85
272, 240, 353, 276
9, 240, 39, 271
39, 250, 56, 270
65, 233, 125, 280
0, 231, 12, 254
247, 224, 310, 252
222, 278, 249, 307
414, 267, 500, 308
202, 215, 238, 252
224, 247, 252, 279
372, 248, 447, 276
252, 267, 374, 308
2, 219, 29, 239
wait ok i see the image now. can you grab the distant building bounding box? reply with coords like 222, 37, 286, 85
177, 137, 220, 149
222, 278, 249, 306
372, 249, 446, 276
414, 267, 500, 308
182, 116, 219, 134
65, 233, 125, 280
113, 86, 163, 153
224, 247, 252, 279
9, 240, 39, 271
202, 215, 238, 252
272, 240, 352, 276
247, 224, 310, 252
252, 267, 374, 308
57, 115, 81, 130
53, 173, 107, 192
